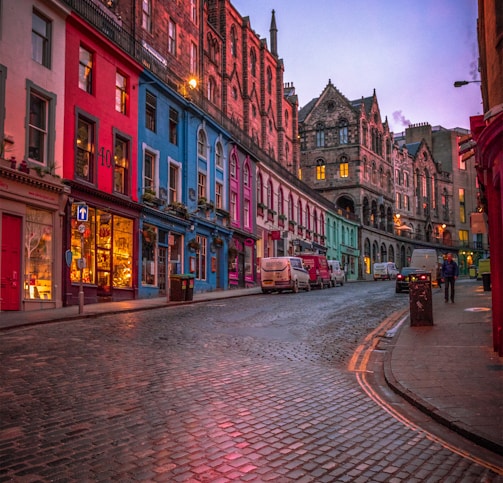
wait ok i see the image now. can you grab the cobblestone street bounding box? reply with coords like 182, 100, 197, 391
1, 286, 501, 482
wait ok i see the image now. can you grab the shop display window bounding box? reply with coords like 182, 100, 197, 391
24, 208, 53, 300
70, 206, 133, 291
142, 224, 157, 285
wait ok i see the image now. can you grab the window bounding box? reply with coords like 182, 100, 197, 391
190, 42, 197, 75
191, 0, 198, 24
113, 135, 129, 195
198, 172, 206, 199
207, 76, 216, 103
168, 161, 180, 204
75, 115, 95, 182
459, 230, 469, 246
278, 189, 284, 216
243, 163, 250, 187
267, 67, 272, 95
244, 199, 250, 228
316, 159, 325, 180
459, 188, 466, 223
230, 155, 237, 178
145, 91, 156, 132
142, 223, 156, 285
288, 195, 294, 220
215, 141, 223, 168
32, 10, 51, 68
339, 119, 349, 144
115, 72, 127, 114
25, 208, 53, 300
340, 157, 349, 178
143, 150, 156, 192
28, 91, 48, 164
195, 236, 206, 281
169, 108, 178, 145
215, 182, 223, 209
142, 0, 152, 33
230, 26, 237, 57
250, 48, 256, 76
267, 181, 273, 210
257, 174, 263, 204
316, 123, 325, 147
230, 191, 238, 221
168, 19, 177, 56
78, 46, 93, 93
197, 130, 207, 158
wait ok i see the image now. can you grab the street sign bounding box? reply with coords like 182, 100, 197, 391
76, 204, 88, 222
65, 250, 73, 268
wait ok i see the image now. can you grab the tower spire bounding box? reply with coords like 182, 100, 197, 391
270, 9, 278, 57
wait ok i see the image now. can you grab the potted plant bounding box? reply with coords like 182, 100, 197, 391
213, 236, 224, 248
188, 238, 201, 251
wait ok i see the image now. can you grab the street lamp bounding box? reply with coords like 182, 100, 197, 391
453, 80, 481, 87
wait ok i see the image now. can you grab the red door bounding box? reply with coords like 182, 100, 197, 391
1, 214, 22, 310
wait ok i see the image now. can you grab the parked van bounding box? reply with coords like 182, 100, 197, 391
409, 249, 439, 285
327, 260, 345, 287
298, 254, 331, 289
260, 257, 311, 294
373, 262, 399, 280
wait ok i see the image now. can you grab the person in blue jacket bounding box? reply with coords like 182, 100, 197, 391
441, 253, 459, 303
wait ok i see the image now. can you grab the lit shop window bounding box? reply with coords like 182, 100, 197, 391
25, 208, 53, 300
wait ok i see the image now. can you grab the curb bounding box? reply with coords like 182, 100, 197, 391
383, 322, 503, 456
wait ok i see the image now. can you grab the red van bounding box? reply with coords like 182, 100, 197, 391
298, 254, 331, 289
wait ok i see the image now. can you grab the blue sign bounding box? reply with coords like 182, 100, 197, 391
65, 250, 73, 268
76, 204, 88, 222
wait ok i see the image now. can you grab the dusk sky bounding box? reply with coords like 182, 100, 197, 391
231, 0, 482, 134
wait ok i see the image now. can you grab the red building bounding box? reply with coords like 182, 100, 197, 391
63, 10, 143, 304
470, 0, 503, 355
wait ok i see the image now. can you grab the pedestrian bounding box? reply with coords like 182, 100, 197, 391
441, 253, 459, 303
436, 263, 442, 289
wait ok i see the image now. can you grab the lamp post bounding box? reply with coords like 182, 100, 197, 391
453, 80, 481, 87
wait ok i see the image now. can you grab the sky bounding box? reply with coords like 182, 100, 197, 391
231, 0, 482, 134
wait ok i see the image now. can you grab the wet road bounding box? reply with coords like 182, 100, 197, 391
1, 282, 501, 482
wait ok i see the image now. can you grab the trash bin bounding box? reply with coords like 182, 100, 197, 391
409, 272, 433, 326
185, 274, 195, 301
169, 274, 187, 301
482, 272, 491, 292
469, 265, 477, 279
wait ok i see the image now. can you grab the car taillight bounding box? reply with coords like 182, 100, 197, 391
397, 275, 403, 280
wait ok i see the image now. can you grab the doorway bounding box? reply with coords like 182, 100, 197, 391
1, 214, 22, 310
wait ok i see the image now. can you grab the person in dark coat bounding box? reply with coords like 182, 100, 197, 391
441, 253, 459, 303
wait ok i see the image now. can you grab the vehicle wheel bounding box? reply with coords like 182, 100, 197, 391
305, 282, 311, 292
340, 279, 344, 286
292, 281, 299, 293
262, 288, 270, 294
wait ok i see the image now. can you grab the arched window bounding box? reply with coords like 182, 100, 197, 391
257, 173, 263, 204
250, 48, 256, 77
298, 200, 303, 227
316, 159, 325, 180
267, 67, 272, 95
207, 76, 217, 103
197, 129, 207, 158
288, 195, 294, 220
230, 153, 237, 179
284, 109, 289, 128
243, 162, 250, 187
278, 189, 284, 216
339, 118, 348, 144
215, 141, 223, 168
267, 180, 273, 210
306, 206, 311, 231
230, 26, 237, 57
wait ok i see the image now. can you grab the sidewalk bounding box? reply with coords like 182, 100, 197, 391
384, 279, 503, 454
1, 280, 501, 455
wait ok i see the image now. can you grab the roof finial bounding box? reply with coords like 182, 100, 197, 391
270, 9, 278, 57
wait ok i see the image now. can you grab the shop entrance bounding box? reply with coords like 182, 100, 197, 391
1, 214, 22, 310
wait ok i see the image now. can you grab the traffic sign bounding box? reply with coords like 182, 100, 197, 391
76, 204, 88, 222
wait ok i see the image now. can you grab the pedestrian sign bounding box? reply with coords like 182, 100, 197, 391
76, 204, 88, 222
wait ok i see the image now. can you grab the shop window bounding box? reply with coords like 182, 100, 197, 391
195, 235, 207, 280
142, 224, 157, 285
25, 208, 53, 300
115, 71, 127, 114
70, 205, 96, 285
113, 216, 133, 288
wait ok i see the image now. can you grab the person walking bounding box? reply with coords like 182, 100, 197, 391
441, 253, 459, 303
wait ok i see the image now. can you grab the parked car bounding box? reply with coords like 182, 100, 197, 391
327, 260, 345, 287
373, 262, 399, 280
298, 254, 332, 289
260, 257, 311, 294
395, 267, 424, 293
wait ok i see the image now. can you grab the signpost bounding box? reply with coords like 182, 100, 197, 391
73, 203, 88, 314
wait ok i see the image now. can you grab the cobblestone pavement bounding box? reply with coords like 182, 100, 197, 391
1, 286, 501, 482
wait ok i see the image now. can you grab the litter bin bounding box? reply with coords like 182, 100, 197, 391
482, 272, 491, 292
409, 272, 433, 326
169, 274, 187, 301
185, 274, 195, 301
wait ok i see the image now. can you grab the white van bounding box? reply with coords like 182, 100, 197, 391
409, 249, 439, 285
373, 262, 399, 280
327, 260, 345, 286
260, 257, 311, 294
